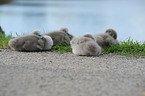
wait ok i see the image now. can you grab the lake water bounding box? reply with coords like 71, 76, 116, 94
0, 0, 145, 42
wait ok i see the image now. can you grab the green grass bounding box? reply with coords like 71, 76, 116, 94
50, 44, 72, 53
1, 35, 145, 57
102, 37, 145, 57
0, 34, 14, 48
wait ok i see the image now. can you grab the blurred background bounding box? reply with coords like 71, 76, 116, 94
0, 0, 145, 42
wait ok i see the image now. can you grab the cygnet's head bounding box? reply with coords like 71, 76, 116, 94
8, 38, 17, 50
32, 30, 41, 35
43, 35, 53, 50
60, 27, 68, 33
83, 33, 96, 41
105, 28, 117, 39
60, 27, 74, 40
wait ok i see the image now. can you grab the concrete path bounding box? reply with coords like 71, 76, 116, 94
0, 49, 145, 96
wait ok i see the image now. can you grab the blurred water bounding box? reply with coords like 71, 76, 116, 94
0, 0, 145, 41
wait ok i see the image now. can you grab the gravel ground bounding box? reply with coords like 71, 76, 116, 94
0, 49, 145, 96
